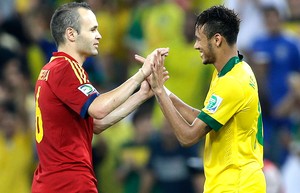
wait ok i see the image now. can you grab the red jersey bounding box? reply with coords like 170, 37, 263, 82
32, 52, 99, 193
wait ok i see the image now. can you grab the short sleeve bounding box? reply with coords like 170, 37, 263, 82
48, 61, 99, 118
198, 76, 244, 131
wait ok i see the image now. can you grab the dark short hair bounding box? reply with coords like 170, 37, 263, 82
195, 5, 241, 46
50, 2, 91, 46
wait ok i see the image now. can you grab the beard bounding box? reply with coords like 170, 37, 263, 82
77, 37, 99, 57
202, 42, 216, 65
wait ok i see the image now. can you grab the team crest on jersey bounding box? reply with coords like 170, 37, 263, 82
78, 84, 97, 96
206, 94, 223, 113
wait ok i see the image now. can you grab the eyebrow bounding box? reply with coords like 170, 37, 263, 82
90, 25, 98, 30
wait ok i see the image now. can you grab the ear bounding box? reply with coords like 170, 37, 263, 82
214, 33, 223, 47
65, 27, 77, 42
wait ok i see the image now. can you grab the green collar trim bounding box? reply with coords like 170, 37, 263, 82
218, 56, 241, 77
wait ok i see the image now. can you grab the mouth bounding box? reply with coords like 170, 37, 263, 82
94, 43, 99, 48
199, 51, 203, 58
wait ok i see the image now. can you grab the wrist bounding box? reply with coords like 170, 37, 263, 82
139, 68, 146, 79
133, 68, 146, 83
138, 87, 154, 100
163, 86, 172, 96
154, 87, 164, 97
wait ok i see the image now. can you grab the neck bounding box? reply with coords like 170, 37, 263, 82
214, 45, 238, 72
58, 45, 86, 65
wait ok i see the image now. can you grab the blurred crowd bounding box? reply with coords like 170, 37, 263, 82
0, 0, 299, 193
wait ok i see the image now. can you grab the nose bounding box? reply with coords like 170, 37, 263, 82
96, 30, 102, 40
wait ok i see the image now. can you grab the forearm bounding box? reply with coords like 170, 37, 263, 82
169, 93, 200, 124
155, 88, 210, 146
93, 90, 150, 134
89, 69, 145, 119
155, 89, 195, 144
165, 87, 200, 124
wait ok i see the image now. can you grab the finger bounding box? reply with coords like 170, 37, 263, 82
157, 51, 164, 67
151, 60, 158, 76
158, 51, 167, 67
163, 76, 170, 83
163, 70, 169, 76
134, 54, 145, 64
151, 49, 160, 65
149, 55, 156, 67
151, 50, 160, 67
153, 52, 160, 68
157, 47, 169, 56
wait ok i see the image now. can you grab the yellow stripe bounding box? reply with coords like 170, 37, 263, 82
72, 61, 87, 83
49, 56, 66, 63
50, 56, 87, 84
66, 58, 83, 84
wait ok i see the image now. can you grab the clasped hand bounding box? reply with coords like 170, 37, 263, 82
135, 48, 169, 95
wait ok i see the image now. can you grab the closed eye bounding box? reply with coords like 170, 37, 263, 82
91, 26, 98, 32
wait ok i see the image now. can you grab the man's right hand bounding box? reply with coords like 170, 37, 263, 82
139, 48, 169, 77
148, 49, 168, 95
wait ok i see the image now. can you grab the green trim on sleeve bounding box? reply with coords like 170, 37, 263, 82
256, 102, 264, 146
198, 111, 223, 131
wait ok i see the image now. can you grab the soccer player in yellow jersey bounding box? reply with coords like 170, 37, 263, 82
146, 5, 266, 193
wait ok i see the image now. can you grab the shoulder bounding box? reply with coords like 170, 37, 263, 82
218, 62, 254, 96
47, 57, 83, 79
44, 56, 70, 71
218, 71, 243, 93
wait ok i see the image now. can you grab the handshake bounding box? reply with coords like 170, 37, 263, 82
134, 47, 171, 97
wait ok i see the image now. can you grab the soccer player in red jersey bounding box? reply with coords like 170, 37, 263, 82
31, 2, 168, 193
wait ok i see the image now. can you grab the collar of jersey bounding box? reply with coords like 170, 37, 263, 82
52, 51, 78, 63
218, 56, 241, 77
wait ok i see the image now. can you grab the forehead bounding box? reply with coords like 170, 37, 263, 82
78, 8, 98, 27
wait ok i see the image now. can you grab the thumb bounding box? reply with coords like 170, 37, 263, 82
134, 54, 145, 64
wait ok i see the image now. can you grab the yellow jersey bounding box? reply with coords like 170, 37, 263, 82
198, 56, 266, 193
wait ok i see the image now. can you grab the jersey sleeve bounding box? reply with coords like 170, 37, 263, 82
48, 60, 99, 118
198, 76, 244, 131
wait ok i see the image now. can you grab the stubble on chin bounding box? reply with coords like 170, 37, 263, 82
201, 56, 210, 65
202, 59, 209, 65
90, 48, 99, 56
